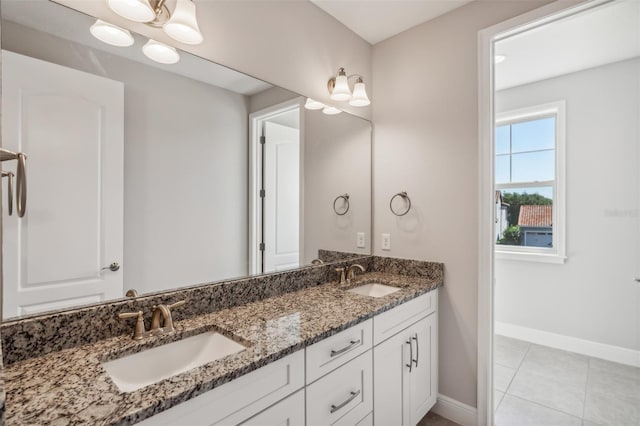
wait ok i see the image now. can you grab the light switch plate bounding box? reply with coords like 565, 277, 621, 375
381, 233, 391, 251
357, 232, 365, 248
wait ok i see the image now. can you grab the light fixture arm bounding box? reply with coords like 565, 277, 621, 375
147, 0, 171, 28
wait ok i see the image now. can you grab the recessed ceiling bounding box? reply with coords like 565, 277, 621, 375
495, 0, 640, 90
311, 0, 474, 45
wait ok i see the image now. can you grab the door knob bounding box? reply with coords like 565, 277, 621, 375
101, 262, 120, 272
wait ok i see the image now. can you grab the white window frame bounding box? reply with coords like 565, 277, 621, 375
495, 100, 566, 264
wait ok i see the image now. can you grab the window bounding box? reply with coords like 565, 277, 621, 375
495, 101, 566, 263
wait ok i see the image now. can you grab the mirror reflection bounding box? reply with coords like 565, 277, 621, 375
0, 0, 371, 320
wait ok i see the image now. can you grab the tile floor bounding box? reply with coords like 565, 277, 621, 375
494, 335, 640, 426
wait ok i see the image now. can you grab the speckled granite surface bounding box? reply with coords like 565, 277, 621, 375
1, 256, 374, 365
0, 339, 5, 426
3, 268, 442, 425
317, 249, 364, 263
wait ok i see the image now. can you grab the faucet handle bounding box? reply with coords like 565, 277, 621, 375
118, 310, 143, 320
118, 310, 146, 340
168, 300, 186, 310
335, 267, 346, 285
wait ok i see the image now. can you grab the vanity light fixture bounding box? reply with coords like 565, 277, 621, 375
106, 0, 203, 45
90, 19, 181, 64
142, 39, 180, 64
495, 55, 506, 64
304, 98, 325, 110
327, 67, 370, 107
322, 106, 342, 115
89, 20, 135, 47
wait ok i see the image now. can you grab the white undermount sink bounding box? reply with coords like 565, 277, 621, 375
102, 331, 246, 392
347, 283, 400, 298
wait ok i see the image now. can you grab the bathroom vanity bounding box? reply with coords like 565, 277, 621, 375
1, 259, 442, 425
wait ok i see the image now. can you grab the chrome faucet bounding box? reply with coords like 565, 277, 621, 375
346, 264, 365, 283
150, 300, 186, 335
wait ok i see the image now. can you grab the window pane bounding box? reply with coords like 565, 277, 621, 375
495, 125, 510, 155
512, 150, 554, 182
496, 187, 553, 248
511, 117, 555, 153
495, 154, 510, 184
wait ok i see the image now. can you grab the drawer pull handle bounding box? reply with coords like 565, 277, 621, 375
406, 340, 413, 372
330, 390, 361, 414
412, 333, 419, 367
330, 339, 361, 357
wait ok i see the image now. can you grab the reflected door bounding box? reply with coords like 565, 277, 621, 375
1, 51, 124, 318
263, 121, 300, 272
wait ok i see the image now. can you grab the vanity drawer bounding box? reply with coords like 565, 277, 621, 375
306, 350, 373, 426
138, 350, 304, 426
306, 318, 372, 384
373, 289, 437, 345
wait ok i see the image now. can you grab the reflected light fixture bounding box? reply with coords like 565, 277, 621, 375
495, 55, 506, 64
304, 98, 325, 110
327, 67, 370, 106
142, 39, 180, 64
89, 20, 134, 47
106, 0, 203, 45
322, 106, 342, 115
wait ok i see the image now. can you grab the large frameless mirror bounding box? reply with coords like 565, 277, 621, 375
0, 0, 372, 320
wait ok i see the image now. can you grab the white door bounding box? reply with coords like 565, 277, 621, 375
263, 121, 299, 273
1, 50, 124, 318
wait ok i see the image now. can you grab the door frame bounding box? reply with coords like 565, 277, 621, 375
476, 0, 609, 424
248, 98, 304, 275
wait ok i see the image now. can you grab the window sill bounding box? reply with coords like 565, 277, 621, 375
495, 250, 567, 264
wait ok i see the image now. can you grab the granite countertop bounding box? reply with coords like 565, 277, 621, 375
4, 272, 441, 425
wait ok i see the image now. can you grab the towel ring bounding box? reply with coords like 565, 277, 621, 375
333, 194, 350, 216
390, 191, 411, 216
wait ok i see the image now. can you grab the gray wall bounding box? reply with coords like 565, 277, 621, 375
371, 0, 555, 408
2, 21, 249, 294
303, 110, 372, 263
495, 58, 640, 351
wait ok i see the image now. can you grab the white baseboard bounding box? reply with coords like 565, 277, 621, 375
432, 394, 477, 426
495, 321, 640, 368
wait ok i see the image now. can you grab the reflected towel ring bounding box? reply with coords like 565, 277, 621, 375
333, 193, 350, 215
390, 191, 411, 216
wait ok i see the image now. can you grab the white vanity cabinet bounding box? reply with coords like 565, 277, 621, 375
139, 289, 438, 426
306, 350, 373, 426
373, 290, 438, 426
137, 350, 305, 426
306, 319, 373, 426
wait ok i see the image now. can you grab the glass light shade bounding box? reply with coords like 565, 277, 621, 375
304, 98, 325, 110
90, 20, 135, 47
142, 39, 180, 64
349, 82, 370, 107
330, 73, 351, 101
107, 0, 155, 23
163, 0, 203, 45
322, 106, 342, 115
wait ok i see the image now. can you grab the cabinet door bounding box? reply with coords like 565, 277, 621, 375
240, 390, 305, 426
307, 350, 373, 426
408, 314, 438, 426
373, 328, 411, 426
